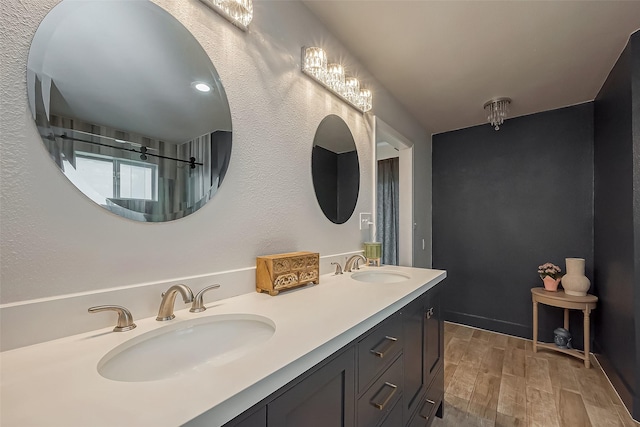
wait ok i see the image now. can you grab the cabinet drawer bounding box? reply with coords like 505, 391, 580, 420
357, 355, 403, 427
411, 364, 444, 427
380, 398, 403, 427
408, 409, 427, 427
358, 314, 402, 392
408, 399, 436, 427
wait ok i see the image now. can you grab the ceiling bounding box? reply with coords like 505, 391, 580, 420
315, 115, 357, 153
302, 1, 640, 135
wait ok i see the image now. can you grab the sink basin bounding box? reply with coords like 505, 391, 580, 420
97, 314, 275, 382
350, 270, 410, 283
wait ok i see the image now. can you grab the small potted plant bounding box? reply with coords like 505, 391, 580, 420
538, 262, 563, 292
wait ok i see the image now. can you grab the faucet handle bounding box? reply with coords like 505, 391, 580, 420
331, 262, 343, 275
88, 305, 137, 332
190, 284, 221, 313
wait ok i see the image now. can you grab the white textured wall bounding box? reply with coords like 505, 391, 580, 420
0, 0, 429, 305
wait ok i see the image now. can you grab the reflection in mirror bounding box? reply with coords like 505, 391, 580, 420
311, 115, 360, 224
27, 0, 232, 222
375, 118, 413, 266
376, 144, 399, 265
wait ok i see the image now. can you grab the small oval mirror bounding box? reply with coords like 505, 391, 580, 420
311, 115, 360, 224
27, 0, 232, 222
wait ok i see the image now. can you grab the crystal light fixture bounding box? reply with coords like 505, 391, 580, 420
343, 77, 360, 104
358, 89, 372, 112
303, 47, 327, 79
199, 0, 253, 31
301, 46, 372, 113
484, 98, 511, 130
326, 63, 345, 91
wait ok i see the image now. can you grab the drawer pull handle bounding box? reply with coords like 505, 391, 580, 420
419, 398, 436, 419
426, 307, 434, 319
370, 382, 398, 410
370, 336, 398, 358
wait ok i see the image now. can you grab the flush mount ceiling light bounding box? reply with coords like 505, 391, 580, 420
302, 46, 373, 113
484, 98, 511, 131
193, 82, 212, 92
199, 0, 253, 31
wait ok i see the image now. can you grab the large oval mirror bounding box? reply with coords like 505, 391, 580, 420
311, 115, 360, 224
27, 0, 232, 222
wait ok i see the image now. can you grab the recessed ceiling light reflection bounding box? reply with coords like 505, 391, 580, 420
194, 83, 211, 93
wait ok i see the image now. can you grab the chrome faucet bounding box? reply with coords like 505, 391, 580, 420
156, 284, 194, 321
345, 254, 367, 272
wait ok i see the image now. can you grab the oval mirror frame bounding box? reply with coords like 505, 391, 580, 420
311, 115, 360, 224
27, 0, 232, 222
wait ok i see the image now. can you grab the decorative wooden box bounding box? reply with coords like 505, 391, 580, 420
256, 251, 320, 296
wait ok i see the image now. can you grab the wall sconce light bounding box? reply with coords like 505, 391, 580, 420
199, 0, 253, 31
484, 98, 511, 130
302, 47, 373, 113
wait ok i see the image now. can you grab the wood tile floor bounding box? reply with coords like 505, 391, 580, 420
431, 322, 639, 427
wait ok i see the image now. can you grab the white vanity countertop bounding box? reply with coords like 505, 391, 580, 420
0, 265, 446, 427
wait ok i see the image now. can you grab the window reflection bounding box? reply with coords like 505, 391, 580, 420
75, 153, 158, 202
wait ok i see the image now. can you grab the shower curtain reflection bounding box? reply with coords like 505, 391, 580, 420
376, 158, 399, 265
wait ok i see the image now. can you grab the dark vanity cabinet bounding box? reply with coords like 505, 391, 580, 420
226, 349, 356, 427
222, 285, 443, 427
268, 347, 355, 427
403, 295, 427, 420
224, 407, 266, 427
404, 289, 444, 427
425, 291, 444, 389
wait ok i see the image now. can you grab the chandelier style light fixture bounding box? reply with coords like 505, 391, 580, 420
199, 0, 253, 31
302, 47, 373, 113
484, 98, 511, 130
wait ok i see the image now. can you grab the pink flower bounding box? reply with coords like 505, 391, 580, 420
538, 262, 562, 279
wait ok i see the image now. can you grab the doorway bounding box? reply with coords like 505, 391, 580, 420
374, 117, 413, 266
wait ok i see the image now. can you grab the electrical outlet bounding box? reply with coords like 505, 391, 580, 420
359, 213, 372, 230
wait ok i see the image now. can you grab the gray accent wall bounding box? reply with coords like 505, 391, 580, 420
593, 30, 640, 418
634, 31, 640, 423
432, 103, 594, 347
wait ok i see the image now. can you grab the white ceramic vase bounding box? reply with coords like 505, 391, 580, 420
561, 258, 591, 296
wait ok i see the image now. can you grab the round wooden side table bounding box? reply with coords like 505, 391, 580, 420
531, 287, 598, 368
